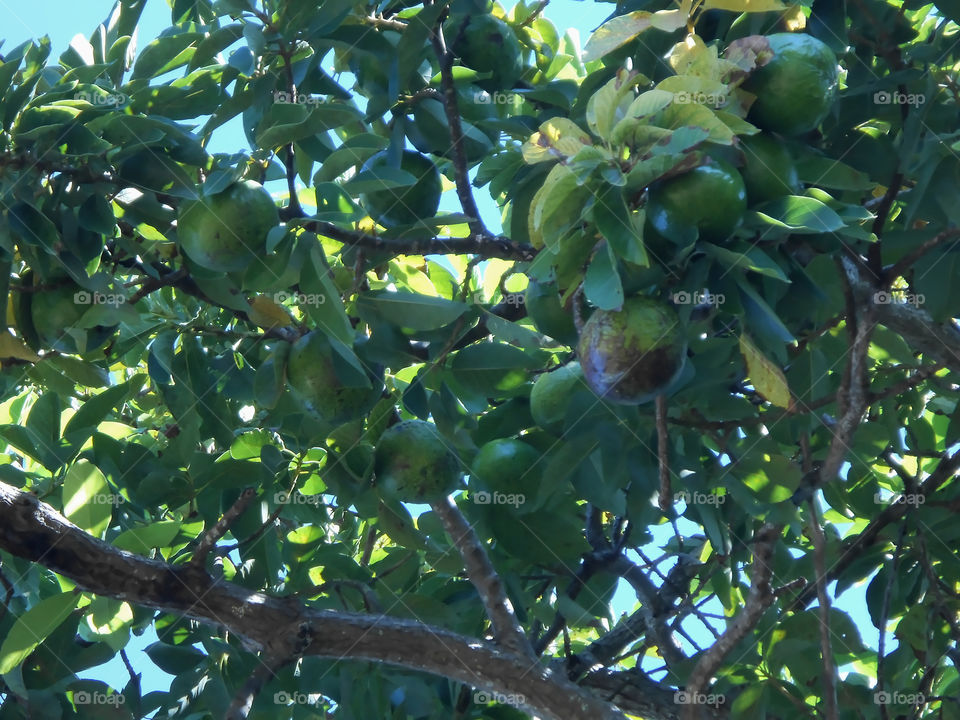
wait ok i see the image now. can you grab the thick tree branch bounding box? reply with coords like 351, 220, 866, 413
0, 482, 633, 720
843, 255, 960, 374
431, 496, 534, 658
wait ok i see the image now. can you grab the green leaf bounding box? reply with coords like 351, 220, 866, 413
752, 196, 846, 233
450, 343, 540, 397
583, 9, 685, 62
701, 243, 790, 282
794, 154, 874, 191
584, 244, 624, 311
132, 33, 202, 79
63, 460, 113, 537
0, 591, 79, 675
591, 185, 647, 266
739, 452, 801, 503
256, 103, 362, 148
8, 202, 60, 254
357, 290, 470, 332
112, 521, 182, 553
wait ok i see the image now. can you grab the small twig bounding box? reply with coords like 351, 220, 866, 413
429, 12, 488, 236
876, 524, 907, 720
656, 394, 671, 512
683, 524, 781, 719
518, 0, 549, 27
0, 563, 15, 625
192, 488, 258, 568
885, 228, 960, 285
225, 622, 313, 720
313, 580, 383, 613
360, 526, 378, 567
431, 496, 534, 657
807, 498, 838, 720
287, 216, 536, 260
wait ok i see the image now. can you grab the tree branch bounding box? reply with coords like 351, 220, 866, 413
807, 498, 838, 720
884, 227, 960, 284
0, 482, 632, 720
429, 12, 488, 236
683, 524, 781, 718
430, 496, 534, 657
287, 216, 536, 260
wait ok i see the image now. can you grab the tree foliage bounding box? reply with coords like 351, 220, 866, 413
1, 0, 960, 719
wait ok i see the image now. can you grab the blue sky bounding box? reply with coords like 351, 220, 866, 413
0, 0, 886, 711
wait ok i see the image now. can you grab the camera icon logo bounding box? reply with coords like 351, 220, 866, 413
873, 291, 891, 304
74, 691, 91, 705
73, 290, 92, 305
874, 691, 891, 704
273, 291, 291, 304
874, 91, 892, 104
274, 691, 291, 704
473, 491, 492, 505
672, 291, 691, 305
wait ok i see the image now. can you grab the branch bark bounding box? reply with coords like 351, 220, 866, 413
0, 482, 629, 720
431, 496, 534, 658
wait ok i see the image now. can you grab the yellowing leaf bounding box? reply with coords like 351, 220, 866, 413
0, 331, 41, 363
586, 69, 647, 142
528, 164, 585, 250
739, 334, 793, 409
522, 117, 593, 164
247, 295, 294, 329
583, 9, 686, 62
63, 460, 113, 538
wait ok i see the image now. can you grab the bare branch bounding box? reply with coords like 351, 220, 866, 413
656, 394, 671, 512
290, 217, 537, 260
431, 496, 534, 658
683, 524, 781, 718
807, 498, 838, 720
885, 227, 960, 284
191, 488, 258, 569
429, 14, 488, 236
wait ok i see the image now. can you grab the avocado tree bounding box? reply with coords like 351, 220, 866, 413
1, 0, 959, 718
